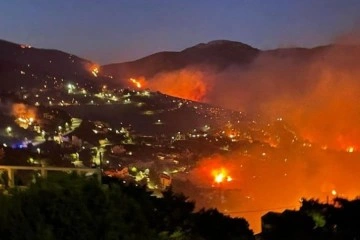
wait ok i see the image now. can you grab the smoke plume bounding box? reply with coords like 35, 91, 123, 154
148, 68, 211, 102
165, 39, 360, 231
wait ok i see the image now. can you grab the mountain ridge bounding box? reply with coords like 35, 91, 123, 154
1, 38, 360, 92
100, 40, 359, 83
0, 39, 101, 90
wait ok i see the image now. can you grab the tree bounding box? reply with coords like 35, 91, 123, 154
192, 208, 254, 240
0, 174, 255, 240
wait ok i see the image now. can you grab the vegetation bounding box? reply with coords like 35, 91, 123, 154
261, 198, 360, 240
0, 174, 254, 240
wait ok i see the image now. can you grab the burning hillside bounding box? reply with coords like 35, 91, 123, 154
132, 40, 360, 232
184, 140, 360, 232
12, 103, 37, 129
124, 43, 360, 151
102, 39, 360, 152
127, 69, 210, 102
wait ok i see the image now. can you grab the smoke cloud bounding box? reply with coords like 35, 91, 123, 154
121, 36, 360, 231
154, 40, 360, 232
147, 43, 360, 150
148, 68, 211, 102
11, 103, 37, 120
186, 146, 360, 232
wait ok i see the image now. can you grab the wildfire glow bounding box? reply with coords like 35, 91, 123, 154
215, 172, 224, 183
346, 146, 355, 153
129, 78, 143, 89
148, 69, 209, 101
212, 168, 232, 184
91, 67, 99, 77
169, 45, 360, 233
12, 103, 37, 129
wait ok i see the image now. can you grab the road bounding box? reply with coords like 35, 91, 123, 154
31, 118, 82, 146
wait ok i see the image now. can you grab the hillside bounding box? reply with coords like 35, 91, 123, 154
2, 38, 359, 94
0, 39, 104, 90
100, 40, 360, 88
101, 40, 260, 81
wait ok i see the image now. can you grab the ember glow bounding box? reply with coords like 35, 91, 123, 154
91, 67, 99, 77
126, 70, 210, 101
189, 155, 237, 189
129, 78, 143, 89
214, 173, 224, 183
12, 103, 37, 129
148, 69, 209, 101
346, 146, 355, 153
186, 140, 360, 232
87, 64, 100, 77
200, 44, 360, 152
212, 168, 232, 184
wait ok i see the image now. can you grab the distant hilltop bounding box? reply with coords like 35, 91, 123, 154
100, 39, 356, 83
1, 38, 359, 93
0, 39, 103, 90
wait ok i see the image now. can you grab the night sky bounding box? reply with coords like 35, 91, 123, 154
1, 0, 359, 64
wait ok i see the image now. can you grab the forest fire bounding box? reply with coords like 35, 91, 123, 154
185, 139, 360, 232
346, 146, 355, 153
91, 67, 99, 77
87, 64, 100, 77
12, 103, 37, 129
126, 69, 209, 101
148, 68, 209, 101
188, 156, 236, 188
213, 168, 232, 184
129, 78, 143, 88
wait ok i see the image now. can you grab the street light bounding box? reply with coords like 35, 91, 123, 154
6, 126, 12, 134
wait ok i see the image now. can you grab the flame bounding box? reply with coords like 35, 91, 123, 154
168, 44, 360, 232
346, 146, 355, 153
91, 67, 99, 77
12, 103, 37, 129
148, 69, 209, 101
188, 155, 236, 188
215, 172, 225, 183
86, 63, 99, 77
129, 78, 142, 88
126, 69, 209, 101
212, 168, 232, 184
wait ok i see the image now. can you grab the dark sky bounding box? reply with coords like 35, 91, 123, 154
1, 0, 359, 64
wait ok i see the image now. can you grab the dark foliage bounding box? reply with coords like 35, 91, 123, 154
261, 198, 360, 240
0, 174, 254, 240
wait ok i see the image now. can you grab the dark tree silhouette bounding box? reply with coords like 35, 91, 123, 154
0, 174, 254, 240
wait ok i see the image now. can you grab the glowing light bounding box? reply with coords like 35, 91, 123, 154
212, 168, 232, 184
12, 103, 37, 129
346, 146, 355, 153
331, 189, 337, 196
215, 173, 224, 183
91, 67, 99, 77
147, 69, 207, 101
6, 126, 12, 133
129, 78, 142, 88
